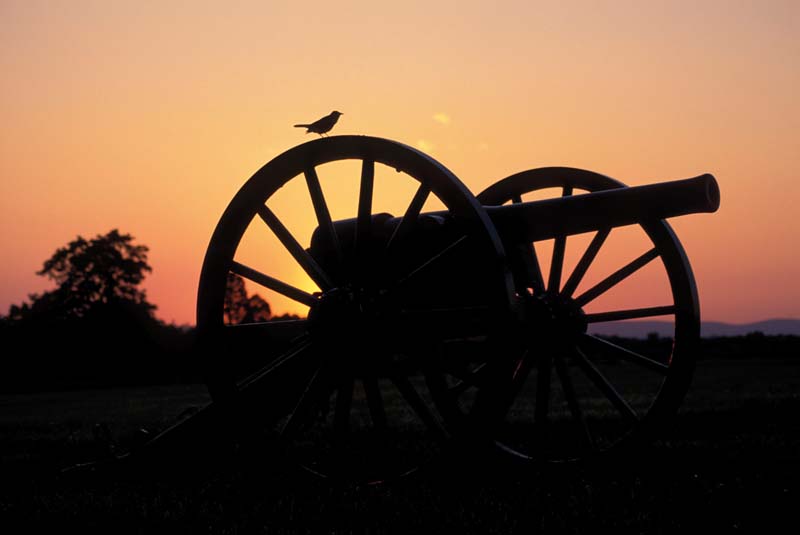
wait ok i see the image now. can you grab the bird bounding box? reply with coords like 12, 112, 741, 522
294, 111, 343, 137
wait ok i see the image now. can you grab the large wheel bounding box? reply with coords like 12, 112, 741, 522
196, 136, 515, 482
436, 167, 700, 462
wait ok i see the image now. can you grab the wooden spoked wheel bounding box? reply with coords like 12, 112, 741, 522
446, 167, 701, 462
196, 136, 515, 482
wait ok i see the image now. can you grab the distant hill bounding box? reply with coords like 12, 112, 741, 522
588, 318, 800, 338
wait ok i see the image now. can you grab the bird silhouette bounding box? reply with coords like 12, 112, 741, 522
294, 111, 343, 137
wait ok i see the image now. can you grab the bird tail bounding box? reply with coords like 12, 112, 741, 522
293, 124, 310, 128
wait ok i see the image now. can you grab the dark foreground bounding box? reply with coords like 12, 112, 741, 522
1, 358, 798, 534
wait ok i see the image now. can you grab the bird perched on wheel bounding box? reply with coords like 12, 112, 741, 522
294, 111, 343, 137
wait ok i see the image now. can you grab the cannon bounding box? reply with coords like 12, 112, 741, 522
195, 136, 719, 482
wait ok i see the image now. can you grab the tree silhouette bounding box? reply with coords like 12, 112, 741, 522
224, 273, 271, 324
7, 229, 155, 322
0, 230, 191, 391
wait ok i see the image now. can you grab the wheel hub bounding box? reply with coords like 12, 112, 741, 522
521, 292, 587, 342
308, 287, 394, 371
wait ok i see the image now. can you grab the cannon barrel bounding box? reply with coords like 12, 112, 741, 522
309, 174, 719, 263
484, 173, 719, 243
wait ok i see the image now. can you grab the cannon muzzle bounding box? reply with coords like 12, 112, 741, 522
485, 173, 719, 243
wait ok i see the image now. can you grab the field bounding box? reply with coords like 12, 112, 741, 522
1, 357, 798, 533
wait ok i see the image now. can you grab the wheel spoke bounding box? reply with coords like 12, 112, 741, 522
224, 318, 308, 337
574, 247, 659, 306
280, 362, 327, 437
561, 228, 611, 298
548, 235, 567, 293
534, 351, 553, 425
546, 186, 572, 293
257, 205, 333, 291
386, 183, 431, 253
362, 376, 387, 431
305, 166, 343, 267
447, 362, 490, 396
390, 374, 447, 438
223, 319, 309, 350
392, 235, 468, 289
505, 349, 534, 404
553, 353, 596, 450
230, 261, 317, 307
581, 334, 669, 374
512, 195, 545, 294
356, 159, 375, 254
334, 376, 355, 437
515, 243, 546, 295
585, 305, 676, 323
236, 337, 314, 394
571, 346, 638, 423
479, 350, 535, 423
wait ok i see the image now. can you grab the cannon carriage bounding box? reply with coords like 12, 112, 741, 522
195, 135, 719, 483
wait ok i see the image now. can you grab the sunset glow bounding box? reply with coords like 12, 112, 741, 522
2, 0, 798, 325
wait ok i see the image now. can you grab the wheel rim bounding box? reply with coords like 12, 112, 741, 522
196, 136, 515, 482
439, 167, 700, 462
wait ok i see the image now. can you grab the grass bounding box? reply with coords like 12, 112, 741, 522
1, 357, 798, 533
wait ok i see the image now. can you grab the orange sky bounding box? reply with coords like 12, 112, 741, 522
1, 0, 798, 325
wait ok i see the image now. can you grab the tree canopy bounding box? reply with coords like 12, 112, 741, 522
0, 230, 194, 391
0, 229, 288, 392
6, 229, 155, 322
